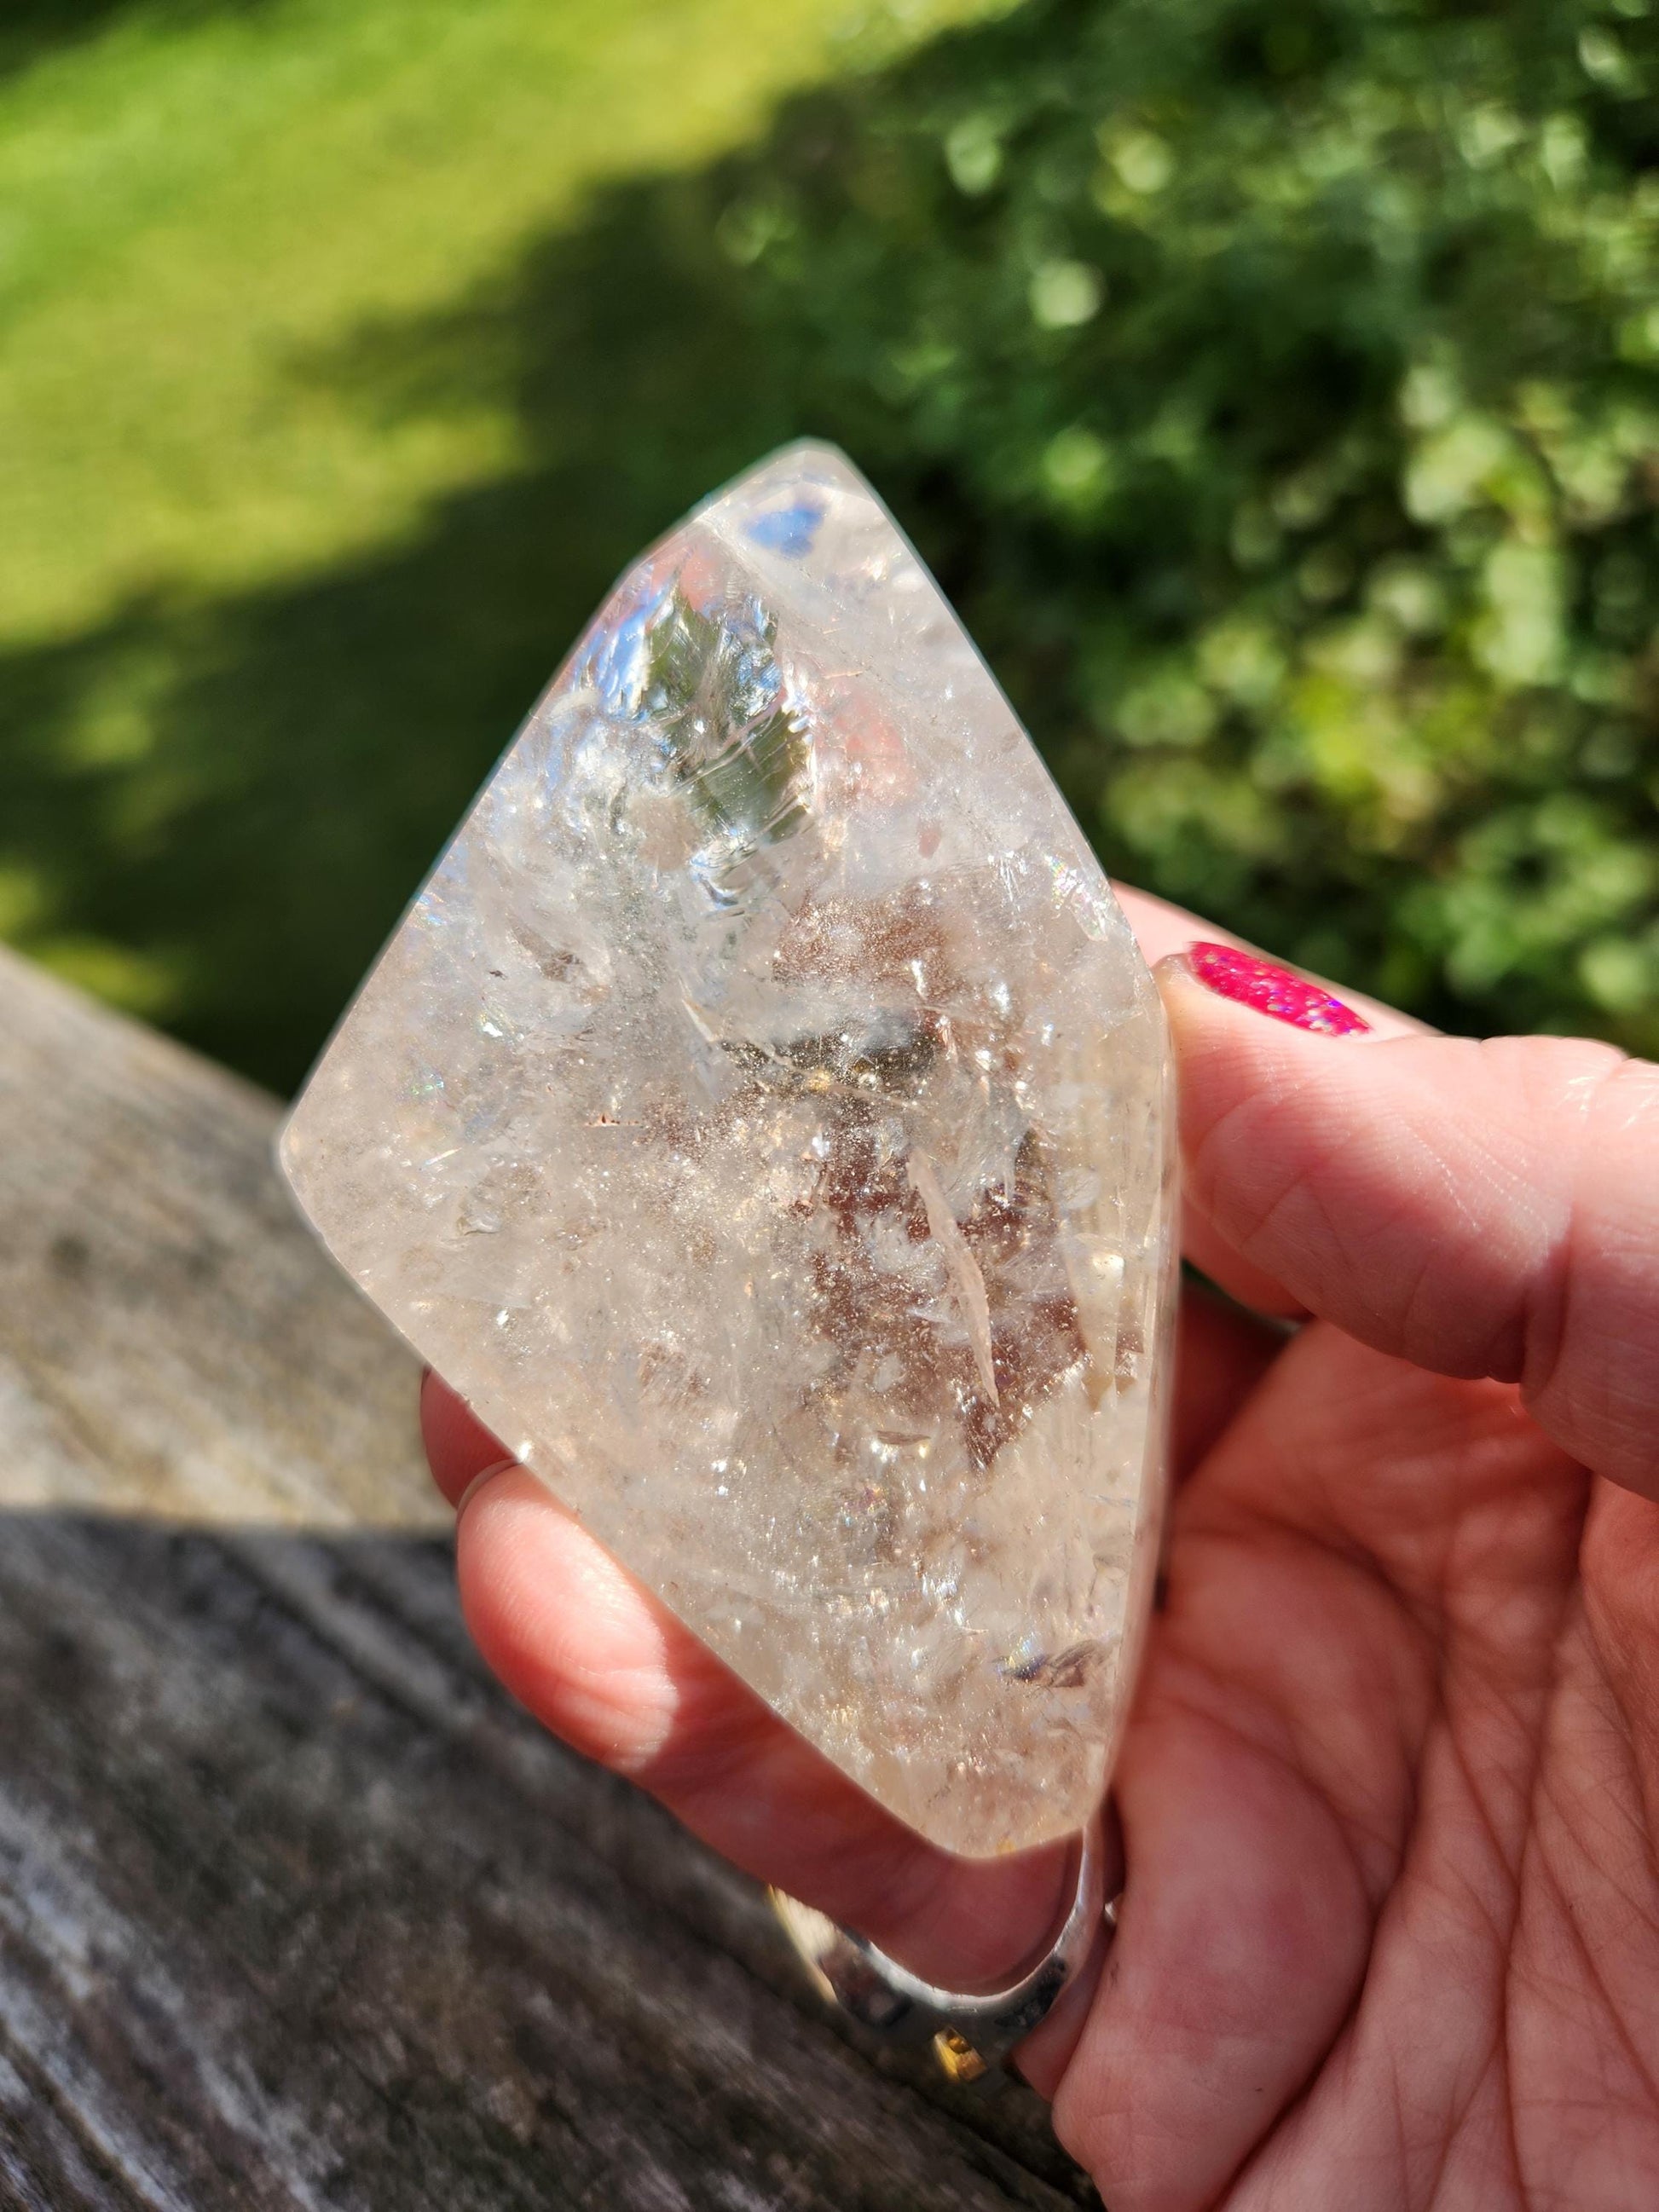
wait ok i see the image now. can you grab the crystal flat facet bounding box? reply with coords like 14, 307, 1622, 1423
279, 444, 1176, 1858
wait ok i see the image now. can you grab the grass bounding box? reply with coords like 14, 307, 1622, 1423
6, 0, 1650, 1079
0, 0, 1003, 1077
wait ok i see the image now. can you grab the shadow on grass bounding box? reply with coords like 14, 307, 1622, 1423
6, 0, 1650, 1087
0, 0, 286, 78
0, 21, 1020, 1091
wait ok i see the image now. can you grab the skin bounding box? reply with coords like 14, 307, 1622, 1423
423, 887, 1659, 2211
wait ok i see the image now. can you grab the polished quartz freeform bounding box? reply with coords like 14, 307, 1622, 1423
280, 444, 1176, 1858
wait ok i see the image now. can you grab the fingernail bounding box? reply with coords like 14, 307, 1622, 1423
456, 1458, 518, 1515
1183, 942, 1372, 1037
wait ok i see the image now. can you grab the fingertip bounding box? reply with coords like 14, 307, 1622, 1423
1113, 882, 1223, 969
421, 1368, 515, 1507
1155, 955, 1410, 1283
1153, 952, 1409, 1247
1152, 966, 1659, 1495
454, 1467, 680, 1770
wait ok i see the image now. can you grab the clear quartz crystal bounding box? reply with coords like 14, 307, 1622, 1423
280, 444, 1176, 1859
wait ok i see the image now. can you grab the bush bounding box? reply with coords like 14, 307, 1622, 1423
5, 0, 1654, 1083
715, 0, 1659, 1047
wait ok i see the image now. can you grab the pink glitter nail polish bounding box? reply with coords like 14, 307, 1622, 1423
1186, 942, 1371, 1037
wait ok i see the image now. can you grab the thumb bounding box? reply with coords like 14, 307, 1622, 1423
1159, 952, 1659, 1499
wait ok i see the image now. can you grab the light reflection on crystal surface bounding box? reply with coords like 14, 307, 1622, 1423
280, 443, 1176, 1858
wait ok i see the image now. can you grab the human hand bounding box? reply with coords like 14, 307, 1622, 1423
423, 887, 1659, 2209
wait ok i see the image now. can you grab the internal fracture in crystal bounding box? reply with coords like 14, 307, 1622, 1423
280, 444, 1176, 1858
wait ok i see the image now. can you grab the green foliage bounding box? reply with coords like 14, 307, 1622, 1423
2, 0, 1655, 1086
712, 0, 1659, 1047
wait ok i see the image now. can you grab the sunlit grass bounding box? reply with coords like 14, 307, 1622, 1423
0, 0, 1000, 648
3, 0, 1648, 1077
